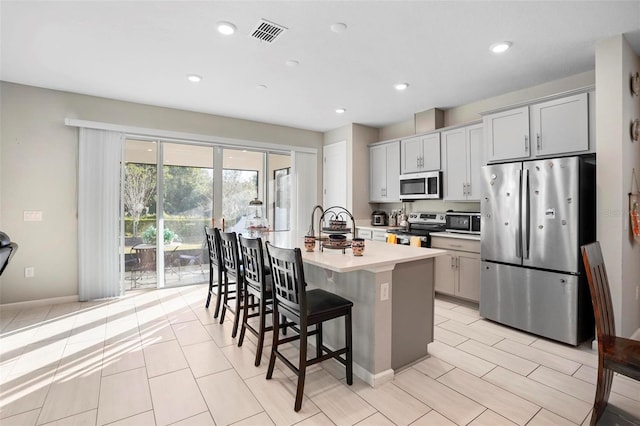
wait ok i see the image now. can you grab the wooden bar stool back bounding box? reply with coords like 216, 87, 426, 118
219, 231, 243, 338
581, 242, 640, 425
265, 242, 353, 412
204, 226, 227, 318
237, 235, 273, 366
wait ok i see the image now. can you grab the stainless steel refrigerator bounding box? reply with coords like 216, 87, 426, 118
480, 155, 595, 345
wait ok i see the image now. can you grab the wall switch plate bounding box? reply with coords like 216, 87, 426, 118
380, 282, 389, 301
23, 210, 43, 221
25, 267, 35, 278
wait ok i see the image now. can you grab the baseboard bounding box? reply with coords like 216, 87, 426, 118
353, 363, 394, 387
0, 295, 79, 310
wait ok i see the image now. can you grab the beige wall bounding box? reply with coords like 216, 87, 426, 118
595, 35, 640, 338
323, 124, 379, 221
0, 82, 322, 304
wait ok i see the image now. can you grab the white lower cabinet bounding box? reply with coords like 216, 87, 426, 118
431, 236, 480, 302
356, 228, 388, 242
356, 228, 373, 240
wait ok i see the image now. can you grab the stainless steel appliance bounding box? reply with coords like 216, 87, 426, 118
446, 212, 481, 234
480, 155, 596, 345
371, 211, 388, 226
387, 212, 446, 247
399, 171, 442, 200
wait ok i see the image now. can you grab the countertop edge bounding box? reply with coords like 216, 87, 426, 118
430, 232, 481, 241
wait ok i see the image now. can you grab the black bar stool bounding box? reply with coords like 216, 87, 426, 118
237, 235, 273, 366
204, 226, 230, 319
265, 242, 353, 412
219, 230, 244, 337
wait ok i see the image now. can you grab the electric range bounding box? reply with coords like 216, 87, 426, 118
387, 212, 446, 247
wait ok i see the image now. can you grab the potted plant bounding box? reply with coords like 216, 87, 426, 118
141, 226, 177, 244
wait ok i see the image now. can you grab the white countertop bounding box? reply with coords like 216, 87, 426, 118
300, 239, 446, 273
355, 224, 402, 232
430, 231, 481, 241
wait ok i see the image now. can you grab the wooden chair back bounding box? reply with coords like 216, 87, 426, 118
265, 242, 305, 320
581, 241, 616, 342
219, 231, 242, 280
238, 235, 268, 296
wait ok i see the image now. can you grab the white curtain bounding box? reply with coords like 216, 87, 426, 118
78, 128, 123, 301
291, 151, 318, 241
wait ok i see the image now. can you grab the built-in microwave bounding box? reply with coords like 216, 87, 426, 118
399, 171, 442, 200
445, 212, 481, 234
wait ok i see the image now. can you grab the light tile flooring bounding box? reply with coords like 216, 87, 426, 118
1, 285, 638, 426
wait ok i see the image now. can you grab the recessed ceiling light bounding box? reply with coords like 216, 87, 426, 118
187, 74, 202, 83
285, 59, 299, 67
490, 41, 512, 54
330, 22, 347, 33
335, 108, 346, 114
217, 21, 236, 35
394, 83, 409, 91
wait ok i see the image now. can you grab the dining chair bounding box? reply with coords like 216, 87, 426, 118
178, 239, 206, 279
265, 242, 353, 412
581, 242, 640, 425
0, 232, 18, 277
219, 230, 244, 337
237, 235, 273, 366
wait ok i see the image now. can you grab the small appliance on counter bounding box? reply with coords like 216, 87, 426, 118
445, 212, 481, 234
371, 211, 388, 226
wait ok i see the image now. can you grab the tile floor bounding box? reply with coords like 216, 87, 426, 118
1, 285, 638, 426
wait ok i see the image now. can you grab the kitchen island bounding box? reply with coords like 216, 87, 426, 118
264, 234, 446, 387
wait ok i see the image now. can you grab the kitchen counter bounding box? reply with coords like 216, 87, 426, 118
301, 240, 445, 273
264, 234, 446, 387
430, 231, 481, 241
354, 224, 402, 232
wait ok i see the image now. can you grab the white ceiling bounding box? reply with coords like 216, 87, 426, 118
2, 1, 639, 133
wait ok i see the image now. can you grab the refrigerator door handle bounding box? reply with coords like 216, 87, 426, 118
523, 168, 531, 260
516, 169, 523, 259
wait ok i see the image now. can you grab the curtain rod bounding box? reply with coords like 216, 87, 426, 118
64, 118, 318, 154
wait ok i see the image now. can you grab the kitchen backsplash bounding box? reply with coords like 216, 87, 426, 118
370, 200, 480, 216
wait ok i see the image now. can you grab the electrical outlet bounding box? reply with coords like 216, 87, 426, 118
25, 267, 35, 278
380, 283, 389, 301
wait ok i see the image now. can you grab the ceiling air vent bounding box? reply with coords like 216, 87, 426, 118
250, 19, 287, 43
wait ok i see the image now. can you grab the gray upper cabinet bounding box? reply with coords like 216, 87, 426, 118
484, 106, 530, 162
369, 141, 400, 203
530, 93, 589, 157
442, 123, 483, 201
484, 91, 590, 163
400, 133, 440, 174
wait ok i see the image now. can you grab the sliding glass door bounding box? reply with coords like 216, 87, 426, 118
123, 140, 290, 290
162, 143, 213, 286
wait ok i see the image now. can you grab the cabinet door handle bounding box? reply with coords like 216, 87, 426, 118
450, 257, 455, 269
450, 244, 462, 248
524, 135, 529, 152
536, 133, 541, 151
467, 182, 471, 195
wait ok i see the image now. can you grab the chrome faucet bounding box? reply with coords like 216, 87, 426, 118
308, 205, 324, 237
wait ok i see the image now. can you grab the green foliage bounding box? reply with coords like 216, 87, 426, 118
141, 226, 177, 244
162, 165, 213, 216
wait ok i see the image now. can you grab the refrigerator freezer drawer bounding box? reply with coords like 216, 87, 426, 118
480, 261, 593, 345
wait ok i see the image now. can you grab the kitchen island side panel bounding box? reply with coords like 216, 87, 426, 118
303, 257, 435, 385
303, 263, 393, 381
391, 258, 434, 370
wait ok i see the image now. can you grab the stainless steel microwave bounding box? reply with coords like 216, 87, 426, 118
445, 212, 481, 234
399, 171, 442, 200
